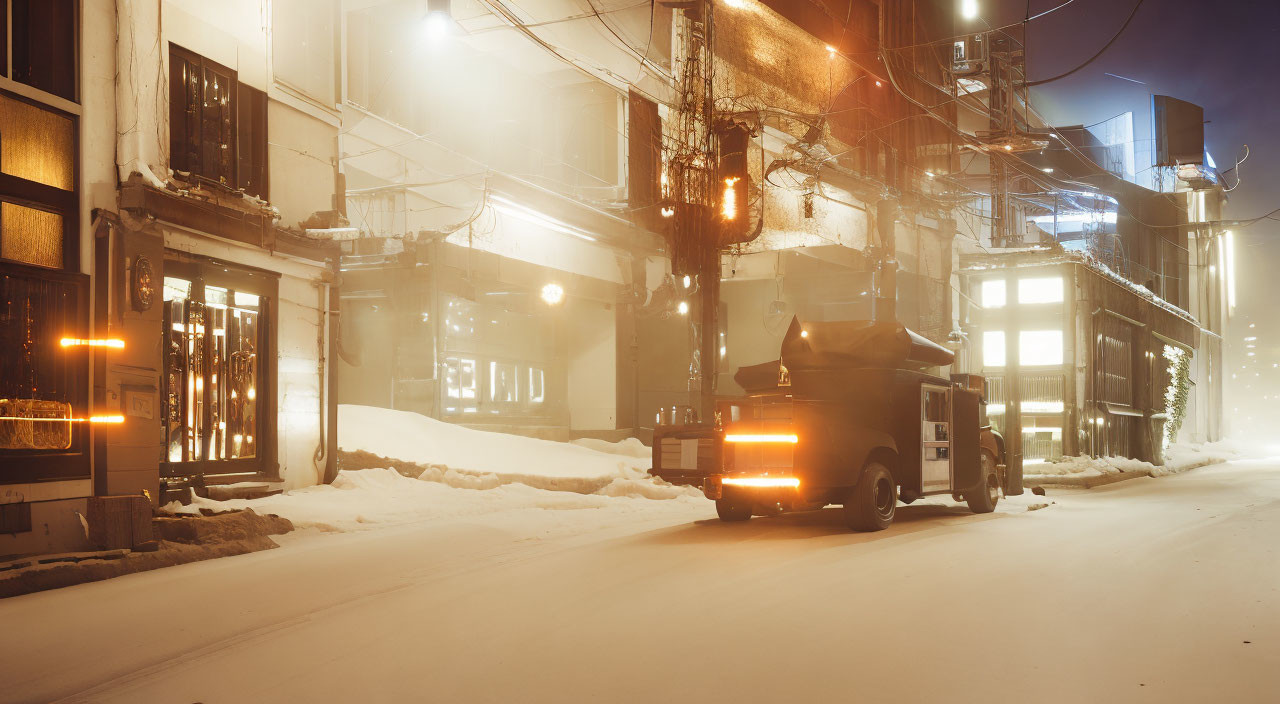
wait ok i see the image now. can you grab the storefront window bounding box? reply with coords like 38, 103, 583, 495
981, 279, 1006, 308
1018, 276, 1064, 305
1019, 330, 1063, 366
983, 330, 1006, 368
0, 269, 87, 462
162, 262, 269, 472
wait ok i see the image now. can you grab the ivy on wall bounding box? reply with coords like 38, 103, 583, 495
1163, 344, 1192, 448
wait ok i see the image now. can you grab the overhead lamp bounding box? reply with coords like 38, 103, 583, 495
540, 283, 565, 306
424, 0, 453, 40
682, 275, 692, 289
677, 300, 690, 316
960, 0, 979, 20
1042, 167, 1055, 174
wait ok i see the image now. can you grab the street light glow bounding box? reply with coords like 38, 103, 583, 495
540, 283, 565, 305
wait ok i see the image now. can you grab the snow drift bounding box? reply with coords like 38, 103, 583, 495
338, 404, 651, 483
166, 406, 697, 532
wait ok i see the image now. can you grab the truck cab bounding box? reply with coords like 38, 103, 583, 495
650, 319, 1018, 531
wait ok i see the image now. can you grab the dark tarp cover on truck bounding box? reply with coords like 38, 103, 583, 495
734, 317, 955, 393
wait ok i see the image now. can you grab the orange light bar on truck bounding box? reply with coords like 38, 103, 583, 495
722, 477, 801, 488
723, 434, 798, 444
60, 338, 125, 349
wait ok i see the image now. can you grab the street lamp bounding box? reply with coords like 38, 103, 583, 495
540, 283, 565, 306
960, 0, 979, 20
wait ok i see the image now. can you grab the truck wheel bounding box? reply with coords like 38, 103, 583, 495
966, 452, 1000, 514
716, 493, 753, 522
844, 462, 896, 531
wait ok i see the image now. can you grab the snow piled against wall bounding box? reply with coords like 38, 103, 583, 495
168, 406, 696, 532
338, 404, 650, 479
174, 468, 701, 533
1026, 441, 1237, 480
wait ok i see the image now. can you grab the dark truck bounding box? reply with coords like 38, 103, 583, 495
651, 318, 1019, 531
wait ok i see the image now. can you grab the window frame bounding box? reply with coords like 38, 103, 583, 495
168, 44, 269, 199
0, 87, 80, 273
0, 261, 91, 484
160, 255, 279, 481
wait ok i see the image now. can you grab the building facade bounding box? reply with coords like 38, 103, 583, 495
2, 0, 342, 557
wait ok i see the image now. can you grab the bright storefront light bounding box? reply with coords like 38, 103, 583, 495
983, 330, 1006, 367
981, 279, 1006, 308
1020, 330, 1063, 366
1018, 276, 1063, 305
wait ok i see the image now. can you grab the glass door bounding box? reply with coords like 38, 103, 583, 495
161, 259, 270, 477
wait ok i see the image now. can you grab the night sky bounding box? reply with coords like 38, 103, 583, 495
986, 0, 1280, 429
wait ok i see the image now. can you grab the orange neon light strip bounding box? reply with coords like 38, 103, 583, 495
60, 338, 125, 349
0, 415, 125, 424
724, 434, 798, 444
722, 477, 801, 488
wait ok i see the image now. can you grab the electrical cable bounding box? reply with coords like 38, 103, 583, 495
1025, 0, 1146, 86
1223, 145, 1249, 192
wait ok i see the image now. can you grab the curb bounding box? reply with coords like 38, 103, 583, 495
1026, 458, 1227, 489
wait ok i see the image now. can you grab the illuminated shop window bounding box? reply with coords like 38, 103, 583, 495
528, 367, 545, 403
1018, 276, 1064, 304
983, 330, 1006, 367
162, 268, 265, 466
981, 279, 1006, 309
489, 361, 519, 404
1019, 330, 1064, 366
445, 357, 478, 415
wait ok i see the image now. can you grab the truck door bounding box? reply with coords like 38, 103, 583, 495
921, 385, 952, 492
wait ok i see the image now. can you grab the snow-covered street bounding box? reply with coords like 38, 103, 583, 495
3, 454, 1280, 703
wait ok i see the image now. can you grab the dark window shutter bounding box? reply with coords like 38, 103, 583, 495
627, 90, 661, 222
236, 83, 268, 199
11, 0, 76, 102
168, 45, 238, 186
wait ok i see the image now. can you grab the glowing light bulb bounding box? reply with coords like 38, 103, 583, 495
961, 0, 979, 20
677, 301, 690, 316
541, 283, 565, 305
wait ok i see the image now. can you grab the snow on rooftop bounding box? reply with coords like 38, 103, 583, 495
961, 246, 1201, 327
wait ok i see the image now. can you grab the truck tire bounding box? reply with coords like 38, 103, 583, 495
716, 492, 753, 522
966, 452, 1000, 514
843, 462, 896, 531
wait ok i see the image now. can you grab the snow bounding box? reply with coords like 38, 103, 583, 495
1026, 441, 1237, 481
338, 404, 651, 480
961, 247, 1200, 326
165, 467, 700, 534
156, 405, 695, 532
6, 454, 1280, 703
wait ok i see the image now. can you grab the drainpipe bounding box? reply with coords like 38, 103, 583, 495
313, 276, 333, 483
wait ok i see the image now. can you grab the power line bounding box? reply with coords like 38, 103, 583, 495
1026, 0, 1146, 86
